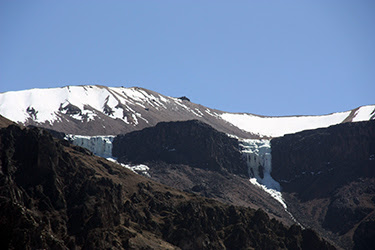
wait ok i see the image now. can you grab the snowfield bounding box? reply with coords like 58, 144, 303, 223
221, 105, 375, 137
0, 85, 184, 125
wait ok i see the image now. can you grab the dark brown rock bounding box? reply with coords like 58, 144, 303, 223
0, 124, 334, 249
113, 120, 248, 176
271, 120, 375, 249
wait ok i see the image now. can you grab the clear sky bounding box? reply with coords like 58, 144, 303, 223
1, 1, 374, 116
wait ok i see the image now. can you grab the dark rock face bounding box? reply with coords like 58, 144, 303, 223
353, 219, 375, 250
0, 115, 15, 128
113, 120, 248, 176
0, 124, 335, 249
271, 121, 375, 200
271, 120, 375, 249
112, 120, 298, 226
178, 96, 190, 102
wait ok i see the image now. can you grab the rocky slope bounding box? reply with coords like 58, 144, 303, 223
0, 119, 334, 249
0, 85, 253, 138
271, 120, 375, 249
0, 85, 374, 138
113, 120, 296, 226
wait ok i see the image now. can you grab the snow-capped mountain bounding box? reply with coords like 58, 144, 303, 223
0, 85, 374, 137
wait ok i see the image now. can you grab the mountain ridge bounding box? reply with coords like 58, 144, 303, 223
0, 85, 374, 138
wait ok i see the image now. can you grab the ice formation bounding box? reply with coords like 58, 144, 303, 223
66, 134, 151, 177
240, 139, 285, 208
65, 134, 115, 158
240, 139, 300, 224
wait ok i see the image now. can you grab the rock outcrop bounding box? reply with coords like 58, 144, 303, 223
113, 120, 299, 226
113, 120, 248, 176
0, 123, 335, 249
271, 120, 375, 249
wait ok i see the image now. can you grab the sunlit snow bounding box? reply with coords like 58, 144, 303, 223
0, 85, 373, 138
221, 105, 375, 137
0, 85, 176, 125
106, 157, 150, 177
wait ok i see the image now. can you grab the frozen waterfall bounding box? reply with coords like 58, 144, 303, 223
65, 134, 115, 158
65, 134, 150, 176
239, 139, 285, 208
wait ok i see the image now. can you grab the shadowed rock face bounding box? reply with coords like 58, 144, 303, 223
113, 120, 248, 177
271, 120, 375, 249
0, 124, 335, 249
271, 120, 375, 200
113, 120, 298, 226
0, 115, 15, 128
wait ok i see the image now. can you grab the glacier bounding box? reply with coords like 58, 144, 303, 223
65, 134, 115, 158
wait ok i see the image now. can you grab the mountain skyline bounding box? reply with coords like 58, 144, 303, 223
0, 85, 373, 138
1, 1, 375, 116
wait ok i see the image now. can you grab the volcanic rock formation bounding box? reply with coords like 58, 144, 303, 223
271, 120, 375, 249
0, 119, 335, 249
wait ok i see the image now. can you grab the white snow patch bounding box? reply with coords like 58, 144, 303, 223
106, 158, 150, 177
352, 106, 375, 122
205, 109, 220, 118
249, 178, 286, 209
222, 111, 353, 137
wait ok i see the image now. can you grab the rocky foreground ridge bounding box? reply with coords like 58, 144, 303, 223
0, 118, 334, 249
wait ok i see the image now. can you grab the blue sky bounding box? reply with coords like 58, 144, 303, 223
1, 1, 374, 116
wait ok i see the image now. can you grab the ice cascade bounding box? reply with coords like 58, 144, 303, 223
65, 134, 115, 158
239, 139, 285, 208
65, 134, 150, 176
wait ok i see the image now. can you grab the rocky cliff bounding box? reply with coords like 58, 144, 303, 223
113, 120, 248, 176
271, 120, 375, 249
0, 121, 334, 249
113, 120, 299, 226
